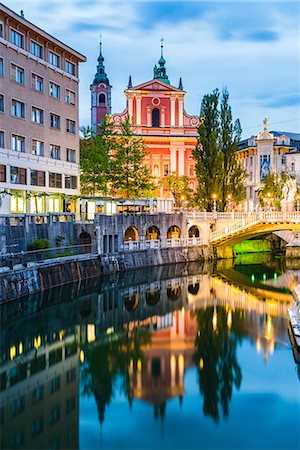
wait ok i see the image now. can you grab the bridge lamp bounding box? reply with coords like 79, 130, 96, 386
212, 194, 217, 212
227, 194, 232, 212
296, 194, 300, 212
266, 192, 272, 211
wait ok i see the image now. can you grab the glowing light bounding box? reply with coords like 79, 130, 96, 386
10, 346, 16, 360
106, 327, 114, 335
19, 342, 23, 355
181, 307, 185, 318
274, 272, 278, 281
137, 359, 142, 372
80, 350, 85, 363
266, 315, 273, 340
129, 359, 133, 375
263, 273, 267, 282
251, 274, 255, 283
178, 354, 184, 378
34, 336, 41, 350
227, 309, 232, 329
87, 324, 96, 343
59, 330, 64, 341
212, 306, 218, 332
199, 358, 204, 369
256, 338, 261, 353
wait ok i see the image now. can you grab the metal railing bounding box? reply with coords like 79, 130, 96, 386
0, 243, 98, 269
0, 213, 75, 226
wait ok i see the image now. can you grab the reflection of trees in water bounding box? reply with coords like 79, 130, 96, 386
81, 326, 151, 425
193, 306, 248, 422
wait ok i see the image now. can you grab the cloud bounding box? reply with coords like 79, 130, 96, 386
5, 0, 300, 137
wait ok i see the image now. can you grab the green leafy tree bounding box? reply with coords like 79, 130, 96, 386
80, 116, 116, 196
219, 88, 246, 210
193, 89, 223, 211
111, 116, 156, 198
193, 88, 246, 211
258, 170, 296, 210
160, 172, 193, 208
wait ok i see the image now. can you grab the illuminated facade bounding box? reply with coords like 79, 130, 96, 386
0, 4, 86, 214
236, 119, 300, 211
91, 43, 199, 195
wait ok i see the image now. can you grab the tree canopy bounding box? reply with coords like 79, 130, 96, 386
193, 88, 246, 211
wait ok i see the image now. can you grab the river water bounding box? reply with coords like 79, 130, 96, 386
1, 254, 300, 449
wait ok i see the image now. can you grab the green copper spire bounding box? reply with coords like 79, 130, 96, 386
153, 38, 170, 85
93, 36, 110, 86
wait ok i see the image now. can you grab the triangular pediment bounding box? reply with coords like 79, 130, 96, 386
127, 79, 185, 93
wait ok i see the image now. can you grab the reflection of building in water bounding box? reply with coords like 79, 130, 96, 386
130, 309, 197, 415
0, 330, 79, 449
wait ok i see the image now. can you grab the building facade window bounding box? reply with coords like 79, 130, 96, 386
50, 113, 60, 129
0, 58, 3, 77
32, 139, 44, 156
98, 93, 106, 105
0, 131, 4, 148
49, 376, 61, 394
10, 166, 26, 184
152, 108, 160, 127
66, 119, 76, 134
11, 134, 25, 152
31, 73, 44, 92
281, 154, 286, 166
0, 22, 3, 38
65, 89, 75, 105
66, 148, 76, 163
31, 106, 44, 124
48, 50, 60, 68
0, 165, 6, 182
49, 82, 61, 100
11, 99, 25, 119
0, 94, 4, 112
65, 60, 76, 76
49, 406, 61, 425
65, 175, 77, 189
163, 163, 169, 176
31, 170, 45, 186
30, 40, 43, 58
50, 144, 61, 160
10, 63, 25, 84
49, 172, 62, 188
31, 416, 44, 437
10, 29, 24, 48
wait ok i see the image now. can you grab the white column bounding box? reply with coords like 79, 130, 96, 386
128, 95, 133, 119
146, 107, 151, 127
136, 94, 141, 125
178, 98, 184, 127
170, 96, 175, 127
170, 148, 177, 174
161, 107, 166, 127
178, 149, 185, 176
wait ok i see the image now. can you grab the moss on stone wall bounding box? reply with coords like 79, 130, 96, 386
233, 240, 272, 254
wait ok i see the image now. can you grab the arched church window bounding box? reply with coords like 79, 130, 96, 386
98, 93, 106, 105
152, 108, 160, 127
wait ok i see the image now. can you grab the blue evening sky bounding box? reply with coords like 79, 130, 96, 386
5, 0, 300, 138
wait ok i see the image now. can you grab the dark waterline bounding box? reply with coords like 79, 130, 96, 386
1, 254, 300, 449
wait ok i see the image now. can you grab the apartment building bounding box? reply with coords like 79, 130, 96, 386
0, 3, 86, 214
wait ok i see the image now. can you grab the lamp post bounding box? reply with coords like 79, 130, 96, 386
296, 194, 300, 212
212, 194, 217, 212
227, 194, 232, 212
266, 192, 272, 211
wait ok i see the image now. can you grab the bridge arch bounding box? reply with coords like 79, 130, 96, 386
124, 292, 139, 311
167, 285, 181, 301
146, 226, 160, 240
188, 225, 200, 238
124, 226, 140, 241
145, 288, 160, 306
167, 225, 181, 239
188, 282, 200, 296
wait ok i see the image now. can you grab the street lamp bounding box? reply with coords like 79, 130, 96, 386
227, 194, 232, 212
266, 192, 272, 211
296, 193, 300, 212
212, 193, 217, 212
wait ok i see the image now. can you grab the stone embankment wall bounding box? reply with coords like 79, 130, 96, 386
0, 245, 212, 302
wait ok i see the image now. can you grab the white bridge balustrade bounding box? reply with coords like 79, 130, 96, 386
122, 237, 203, 251
210, 211, 300, 243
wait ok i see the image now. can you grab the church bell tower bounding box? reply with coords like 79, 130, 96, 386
90, 39, 112, 133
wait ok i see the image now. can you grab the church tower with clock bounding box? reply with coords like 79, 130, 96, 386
90, 40, 111, 133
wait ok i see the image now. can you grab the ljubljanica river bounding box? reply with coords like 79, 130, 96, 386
1, 254, 300, 450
